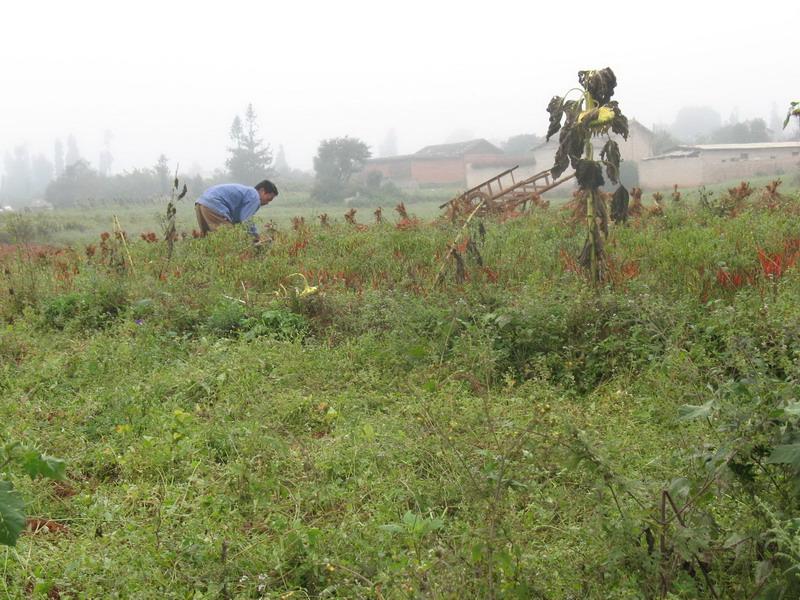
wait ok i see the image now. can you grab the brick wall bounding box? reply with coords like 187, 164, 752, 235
360, 159, 412, 181
410, 158, 464, 185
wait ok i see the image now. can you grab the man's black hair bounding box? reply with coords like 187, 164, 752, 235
255, 180, 279, 196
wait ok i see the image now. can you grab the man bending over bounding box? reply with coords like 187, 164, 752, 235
195, 180, 278, 238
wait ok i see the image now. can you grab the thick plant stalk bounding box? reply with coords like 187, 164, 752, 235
588, 189, 598, 284
432, 197, 485, 288
584, 92, 599, 285
113, 215, 135, 274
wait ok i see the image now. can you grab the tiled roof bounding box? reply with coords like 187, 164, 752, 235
414, 139, 503, 158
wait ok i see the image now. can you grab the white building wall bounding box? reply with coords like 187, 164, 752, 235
640, 147, 800, 189
639, 157, 705, 188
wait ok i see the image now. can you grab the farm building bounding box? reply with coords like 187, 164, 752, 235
465, 154, 538, 189
360, 139, 535, 188
531, 120, 655, 165
530, 119, 655, 188
638, 142, 800, 188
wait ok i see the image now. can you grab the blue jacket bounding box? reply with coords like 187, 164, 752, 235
196, 184, 261, 235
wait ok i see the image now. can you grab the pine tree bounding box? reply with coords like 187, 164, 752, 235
54, 139, 64, 178
226, 104, 273, 183
154, 154, 170, 194
65, 135, 81, 168
274, 145, 290, 174
98, 130, 114, 177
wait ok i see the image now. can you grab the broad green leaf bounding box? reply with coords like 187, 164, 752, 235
668, 477, 691, 500
20, 449, 66, 481
378, 523, 404, 534
495, 549, 514, 573
471, 542, 486, 562
0, 481, 26, 546
723, 532, 749, 549
494, 314, 513, 329
678, 400, 714, 421
405, 345, 427, 360
781, 402, 800, 417
755, 559, 773, 583
402, 511, 419, 527
766, 444, 800, 468
362, 423, 376, 442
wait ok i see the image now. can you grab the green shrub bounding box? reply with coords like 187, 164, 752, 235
241, 307, 308, 340
40, 280, 128, 331
480, 288, 676, 390
204, 300, 248, 335
40, 292, 82, 330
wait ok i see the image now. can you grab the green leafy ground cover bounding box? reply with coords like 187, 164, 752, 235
2, 183, 800, 598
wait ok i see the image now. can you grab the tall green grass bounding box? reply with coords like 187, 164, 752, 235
2, 184, 800, 597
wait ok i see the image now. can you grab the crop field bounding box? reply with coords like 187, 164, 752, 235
0, 188, 468, 247
3, 178, 800, 598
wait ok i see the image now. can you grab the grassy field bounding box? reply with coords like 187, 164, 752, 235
0, 187, 464, 247
2, 175, 792, 248
2, 177, 800, 598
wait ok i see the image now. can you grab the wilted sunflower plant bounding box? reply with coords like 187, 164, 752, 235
783, 100, 800, 129
546, 67, 630, 284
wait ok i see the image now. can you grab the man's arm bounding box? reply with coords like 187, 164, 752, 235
239, 190, 261, 240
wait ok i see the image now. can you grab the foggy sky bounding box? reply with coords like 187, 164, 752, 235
1, 0, 795, 175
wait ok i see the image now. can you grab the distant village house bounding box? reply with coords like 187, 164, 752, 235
361, 123, 800, 193
360, 139, 536, 189
639, 142, 800, 188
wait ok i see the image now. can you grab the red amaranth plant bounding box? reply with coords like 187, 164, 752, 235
289, 239, 309, 257
650, 193, 664, 216
343, 208, 358, 225
712, 240, 800, 294
759, 180, 786, 211
715, 268, 752, 290
344, 208, 368, 231
395, 202, 409, 220
728, 181, 753, 203
628, 187, 644, 217
757, 247, 799, 280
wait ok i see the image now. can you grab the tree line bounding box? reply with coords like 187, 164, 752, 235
0, 103, 379, 208
3, 103, 796, 208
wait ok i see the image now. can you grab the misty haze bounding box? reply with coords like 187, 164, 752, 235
1, 1, 800, 598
